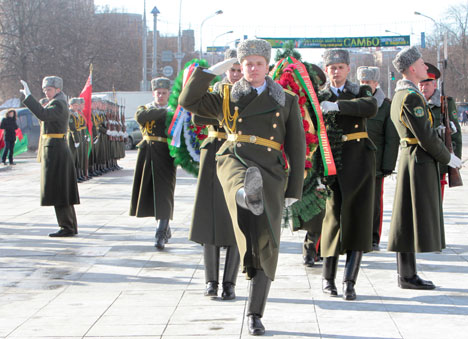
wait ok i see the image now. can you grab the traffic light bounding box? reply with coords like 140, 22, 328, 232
390, 71, 395, 81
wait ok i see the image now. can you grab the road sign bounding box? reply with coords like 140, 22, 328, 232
174, 52, 185, 60
162, 66, 173, 77
207, 46, 228, 52
161, 50, 173, 62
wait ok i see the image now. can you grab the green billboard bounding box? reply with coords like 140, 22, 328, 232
258, 36, 410, 48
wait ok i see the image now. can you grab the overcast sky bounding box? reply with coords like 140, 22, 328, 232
94, 0, 466, 63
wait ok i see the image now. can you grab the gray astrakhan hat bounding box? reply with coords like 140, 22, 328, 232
42, 76, 63, 89
323, 49, 350, 66
224, 48, 239, 64
237, 39, 271, 63
392, 46, 422, 73
357, 66, 380, 82
69, 97, 81, 105
151, 77, 171, 91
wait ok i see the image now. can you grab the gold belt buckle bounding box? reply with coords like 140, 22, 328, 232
249, 135, 257, 143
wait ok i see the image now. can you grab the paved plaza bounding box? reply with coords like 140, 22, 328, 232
1, 128, 467, 339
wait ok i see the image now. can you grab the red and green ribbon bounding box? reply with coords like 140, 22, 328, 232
272, 57, 336, 176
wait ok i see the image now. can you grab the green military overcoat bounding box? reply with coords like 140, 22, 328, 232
388, 80, 451, 253
24, 93, 80, 207
367, 88, 399, 177
179, 68, 305, 280
129, 103, 176, 220
319, 81, 378, 257
189, 114, 236, 246
427, 90, 462, 176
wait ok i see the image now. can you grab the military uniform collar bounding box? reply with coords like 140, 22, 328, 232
427, 88, 441, 107
330, 84, 344, 97
374, 87, 386, 108
252, 80, 267, 95
324, 80, 359, 96
395, 79, 426, 102
231, 76, 285, 107
147, 102, 168, 109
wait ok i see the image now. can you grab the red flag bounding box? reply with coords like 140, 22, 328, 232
0, 129, 4, 150
79, 65, 93, 138
15, 128, 23, 140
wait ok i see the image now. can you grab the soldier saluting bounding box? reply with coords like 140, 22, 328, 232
388, 47, 462, 289
179, 39, 305, 336
20, 77, 80, 237
190, 49, 242, 301
130, 77, 176, 250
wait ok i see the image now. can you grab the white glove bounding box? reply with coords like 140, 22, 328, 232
86, 135, 91, 142
450, 121, 457, 134
320, 101, 339, 114
316, 178, 326, 191
74, 142, 80, 148
436, 125, 446, 138
285, 198, 298, 207
207, 58, 238, 76
448, 153, 462, 169
106, 130, 111, 136
93, 137, 99, 144
20, 80, 31, 97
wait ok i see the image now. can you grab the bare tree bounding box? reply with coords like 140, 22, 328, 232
0, 0, 142, 103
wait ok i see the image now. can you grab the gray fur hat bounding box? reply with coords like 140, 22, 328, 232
69, 97, 81, 105
224, 48, 239, 64
237, 39, 271, 63
357, 66, 380, 82
42, 76, 63, 89
392, 46, 422, 73
151, 77, 171, 91
323, 49, 350, 66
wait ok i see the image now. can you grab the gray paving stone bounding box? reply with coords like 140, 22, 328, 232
0, 128, 467, 338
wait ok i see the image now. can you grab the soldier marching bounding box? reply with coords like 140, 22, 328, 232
12, 38, 466, 337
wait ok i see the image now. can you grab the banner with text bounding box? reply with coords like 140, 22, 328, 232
258, 36, 410, 49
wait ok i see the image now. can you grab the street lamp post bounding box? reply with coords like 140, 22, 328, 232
140, 0, 148, 91
211, 30, 233, 65
199, 10, 223, 60
151, 6, 160, 79
385, 29, 402, 36
414, 11, 442, 87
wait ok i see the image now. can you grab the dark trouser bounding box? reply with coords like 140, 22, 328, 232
54, 205, 78, 234
303, 231, 321, 258
247, 269, 271, 318
2, 140, 15, 163
204, 244, 240, 285
372, 176, 384, 245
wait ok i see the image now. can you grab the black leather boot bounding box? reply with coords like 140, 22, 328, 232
303, 232, 317, 267
221, 245, 240, 300
155, 219, 170, 250
247, 270, 271, 336
322, 256, 338, 296
236, 167, 264, 216
204, 244, 220, 297
397, 252, 435, 289
342, 251, 363, 300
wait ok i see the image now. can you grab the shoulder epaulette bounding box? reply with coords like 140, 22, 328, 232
283, 88, 296, 97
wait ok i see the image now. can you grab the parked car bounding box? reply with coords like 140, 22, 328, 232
0, 107, 40, 151
125, 119, 142, 150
